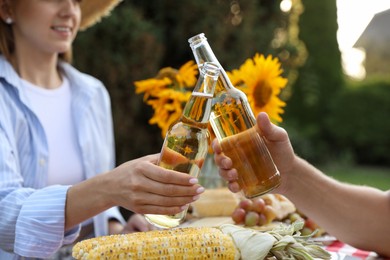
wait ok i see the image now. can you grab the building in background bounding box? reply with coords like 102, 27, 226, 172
354, 8, 390, 77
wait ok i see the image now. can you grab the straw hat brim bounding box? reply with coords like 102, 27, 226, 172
79, 0, 122, 30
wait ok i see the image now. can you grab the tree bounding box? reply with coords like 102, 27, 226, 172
283, 0, 345, 163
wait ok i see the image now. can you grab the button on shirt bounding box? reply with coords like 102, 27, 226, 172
0, 56, 124, 259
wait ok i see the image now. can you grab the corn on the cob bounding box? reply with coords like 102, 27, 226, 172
72, 221, 331, 260
72, 227, 239, 260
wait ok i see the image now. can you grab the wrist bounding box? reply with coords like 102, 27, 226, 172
281, 156, 329, 202
274, 154, 298, 194
94, 172, 117, 209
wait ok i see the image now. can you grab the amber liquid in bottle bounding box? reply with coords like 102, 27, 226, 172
189, 33, 281, 198
145, 63, 219, 228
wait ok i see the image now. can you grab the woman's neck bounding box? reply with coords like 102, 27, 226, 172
11, 51, 63, 89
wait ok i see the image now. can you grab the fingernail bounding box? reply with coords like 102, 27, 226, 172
196, 186, 205, 194
193, 195, 200, 201
189, 178, 198, 184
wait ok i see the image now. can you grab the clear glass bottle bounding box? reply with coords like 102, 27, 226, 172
188, 33, 281, 198
145, 62, 220, 228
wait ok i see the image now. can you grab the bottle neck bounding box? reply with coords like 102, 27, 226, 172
182, 87, 213, 127
189, 35, 234, 90
182, 64, 219, 125
181, 97, 211, 128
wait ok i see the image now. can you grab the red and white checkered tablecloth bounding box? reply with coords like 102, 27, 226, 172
324, 240, 386, 260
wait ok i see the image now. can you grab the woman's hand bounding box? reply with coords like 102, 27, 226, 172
104, 154, 204, 216
212, 112, 296, 194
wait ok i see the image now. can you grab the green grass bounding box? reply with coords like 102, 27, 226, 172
319, 164, 390, 191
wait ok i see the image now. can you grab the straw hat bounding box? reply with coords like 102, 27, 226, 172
79, 0, 122, 30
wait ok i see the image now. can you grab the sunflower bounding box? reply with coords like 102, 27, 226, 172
134, 54, 287, 137
134, 61, 198, 136
228, 54, 287, 123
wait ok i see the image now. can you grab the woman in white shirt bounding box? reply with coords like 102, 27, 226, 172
0, 0, 204, 258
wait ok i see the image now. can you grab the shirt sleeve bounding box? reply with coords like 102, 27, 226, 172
1, 184, 81, 258
14, 185, 81, 258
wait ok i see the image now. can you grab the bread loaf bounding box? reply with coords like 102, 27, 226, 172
261, 194, 296, 220
191, 188, 240, 217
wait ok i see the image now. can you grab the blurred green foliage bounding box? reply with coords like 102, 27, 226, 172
321, 164, 390, 191
282, 0, 345, 164
327, 77, 390, 165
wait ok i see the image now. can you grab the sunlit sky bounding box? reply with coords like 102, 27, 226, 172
336, 0, 390, 79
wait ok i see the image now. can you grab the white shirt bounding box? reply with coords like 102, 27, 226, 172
22, 77, 84, 186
